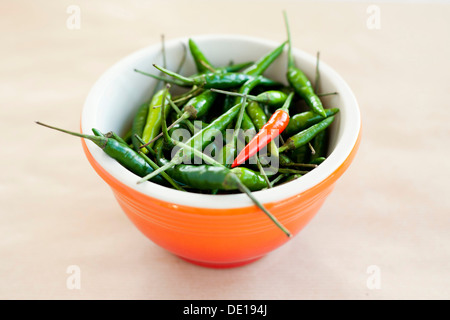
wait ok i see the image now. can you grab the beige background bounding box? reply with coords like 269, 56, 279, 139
1, 0, 449, 300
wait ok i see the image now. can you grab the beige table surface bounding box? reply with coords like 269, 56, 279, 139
1, 0, 449, 300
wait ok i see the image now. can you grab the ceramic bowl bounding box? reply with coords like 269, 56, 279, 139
81, 35, 361, 268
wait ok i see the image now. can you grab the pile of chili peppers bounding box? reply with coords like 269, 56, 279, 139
36, 12, 339, 237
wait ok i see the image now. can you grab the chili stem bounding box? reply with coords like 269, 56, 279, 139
139, 111, 190, 149
278, 168, 308, 175
137, 158, 181, 184
161, 34, 167, 70
317, 92, 338, 97
210, 88, 260, 101
166, 98, 197, 133
200, 59, 216, 73
314, 51, 320, 93
256, 156, 272, 188
176, 42, 188, 74
153, 64, 195, 85
270, 173, 287, 187
308, 142, 316, 155
137, 148, 185, 191
134, 69, 187, 87
35, 121, 104, 146
283, 10, 295, 69
234, 176, 291, 238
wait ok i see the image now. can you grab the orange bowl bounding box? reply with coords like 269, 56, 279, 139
81, 35, 361, 268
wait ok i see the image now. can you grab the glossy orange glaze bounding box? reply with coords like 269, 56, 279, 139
81, 127, 361, 268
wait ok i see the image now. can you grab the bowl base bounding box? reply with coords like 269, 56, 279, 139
178, 256, 264, 269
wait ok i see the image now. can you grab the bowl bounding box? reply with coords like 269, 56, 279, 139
80, 34, 361, 268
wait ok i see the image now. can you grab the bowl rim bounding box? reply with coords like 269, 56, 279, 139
81, 34, 361, 209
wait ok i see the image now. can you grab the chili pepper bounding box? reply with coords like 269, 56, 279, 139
105, 131, 129, 147
310, 156, 326, 165
142, 92, 216, 150
133, 134, 185, 191
234, 41, 288, 131
278, 116, 335, 153
121, 127, 133, 145
150, 43, 252, 144
284, 108, 339, 136
245, 100, 279, 159
220, 61, 255, 73
138, 101, 245, 181
139, 65, 281, 89
184, 101, 246, 161
188, 38, 215, 73
182, 89, 218, 119
288, 144, 309, 164
283, 12, 327, 118
246, 100, 268, 132
141, 89, 171, 149
231, 92, 295, 168
156, 156, 267, 192
35, 122, 168, 186
212, 88, 289, 108
91, 128, 105, 137
188, 38, 253, 75
279, 153, 317, 169
242, 41, 287, 76
141, 88, 172, 151
310, 129, 328, 162
158, 85, 176, 150
131, 102, 150, 151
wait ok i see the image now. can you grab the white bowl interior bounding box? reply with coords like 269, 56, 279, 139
82, 34, 360, 209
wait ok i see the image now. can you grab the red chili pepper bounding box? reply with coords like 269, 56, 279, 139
232, 92, 295, 168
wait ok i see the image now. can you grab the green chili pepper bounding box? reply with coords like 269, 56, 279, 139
186, 102, 244, 159
188, 38, 253, 75
279, 152, 317, 169
310, 129, 328, 162
284, 108, 339, 136
139, 101, 245, 181
156, 157, 266, 191
288, 144, 309, 164
283, 12, 327, 118
279, 116, 335, 153
131, 102, 150, 151
137, 66, 281, 89
121, 127, 133, 145
36, 122, 168, 186
141, 89, 171, 150
92, 128, 105, 137
105, 131, 128, 147
212, 89, 289, 109
310, 156, 326, 165
182, 89, 218, 119
242, 41, 287, 76
246, 100, 268, 131
188, 38, 215, 73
